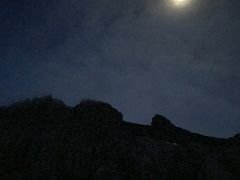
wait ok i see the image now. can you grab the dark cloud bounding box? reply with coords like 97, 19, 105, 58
0, 0, 240, 137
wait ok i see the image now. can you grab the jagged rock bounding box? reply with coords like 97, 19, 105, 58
3, 96, 71, 130
0, 97, 239, 180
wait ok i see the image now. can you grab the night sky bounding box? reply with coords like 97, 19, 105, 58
0, 0, 240, 137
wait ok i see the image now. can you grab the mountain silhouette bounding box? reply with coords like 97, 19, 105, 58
0, 96, 239, 180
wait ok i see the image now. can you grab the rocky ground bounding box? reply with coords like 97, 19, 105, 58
0, 96, 239, 180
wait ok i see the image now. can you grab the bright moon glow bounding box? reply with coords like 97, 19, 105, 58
170, 0, 192, 8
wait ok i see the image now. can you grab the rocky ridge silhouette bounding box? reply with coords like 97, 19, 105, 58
0, 96, 239, 180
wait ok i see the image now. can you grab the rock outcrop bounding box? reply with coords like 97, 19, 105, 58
0, 96, 239, 180
151, 114, 175, 128
74, 100, 123, 126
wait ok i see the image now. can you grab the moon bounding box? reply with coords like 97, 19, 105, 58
169, 0, 192, 9
148, 0, 196, 15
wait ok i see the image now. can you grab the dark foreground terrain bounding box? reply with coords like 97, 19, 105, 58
0, 96, 239, 180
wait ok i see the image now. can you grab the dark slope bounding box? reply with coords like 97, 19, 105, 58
0, 96, 239, 180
